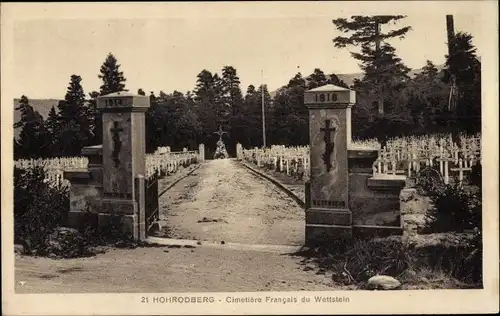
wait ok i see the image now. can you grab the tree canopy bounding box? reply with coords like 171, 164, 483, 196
14, 20, 482, 159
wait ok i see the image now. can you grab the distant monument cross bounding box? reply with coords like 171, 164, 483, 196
320, 119, 336, 172
213, 125, 227, 141
110, 121, 123, 168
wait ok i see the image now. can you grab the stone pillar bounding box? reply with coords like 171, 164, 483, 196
348, 149, 406, 237
304, 84, 356, 245
236, 143, 244, 160
199, 143, 205, 162
97, 92, 150, 240
64, 145, 103, 229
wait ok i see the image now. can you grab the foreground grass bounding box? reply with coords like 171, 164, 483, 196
293, 234, 482, 290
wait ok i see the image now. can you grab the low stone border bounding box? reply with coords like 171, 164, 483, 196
147, 236, 304, 254
240, 160, 305, 208
158, 164, 202, 197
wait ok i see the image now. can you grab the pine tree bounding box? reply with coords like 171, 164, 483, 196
44, 106, 61, 155
221, 66, 245, 149
327, 73, 349, 88
14, 96, 49, 158
444, 32, 481, 134
241, 85, 261, 147
194, 70, 217, 102
402, 60, 450, 134
353, 43, 411, 111
269, 73, 308, 145
45, 106, 59, 137
221, 66, 244, 113
333, 15, 412, 114
57, 75, 93, 156
98, 53, 127, 95
194, 70, 224, 143
306, 68, 328, 89
350, 42, 412, 144
176, 108, 202, 149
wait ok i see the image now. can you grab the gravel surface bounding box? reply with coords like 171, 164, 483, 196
15, 245, 337, 293
158, 159, 305, 246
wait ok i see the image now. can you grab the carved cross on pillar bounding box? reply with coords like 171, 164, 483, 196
320, 119, 336, 172
213, 125, 227, 142
110, 121, 123, 168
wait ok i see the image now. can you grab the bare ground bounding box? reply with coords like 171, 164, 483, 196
157, 159, 305, 245
15, 245, 338, 293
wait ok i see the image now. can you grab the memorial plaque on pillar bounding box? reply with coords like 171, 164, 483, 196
305, 85, 356, 209
304, 84, 356, 243
97, 92, 150, 199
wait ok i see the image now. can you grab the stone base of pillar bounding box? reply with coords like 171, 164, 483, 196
99, 198, 142, 240
352, 225, 403, 238
67, 211, 98, 229
306, 208, 352, 226
305, 207, 353, 245
97, 213, 141, 240
305, 224, 353, 246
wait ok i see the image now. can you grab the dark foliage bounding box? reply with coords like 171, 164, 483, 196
99, 53, 127, 95
14, 96, 51, 159
419, 165, 482, 234
300, 235, 482, 287
13, 166, 141, 258
14, 166, 69, 253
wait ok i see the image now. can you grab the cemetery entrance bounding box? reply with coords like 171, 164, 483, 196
155, 158, 306, 246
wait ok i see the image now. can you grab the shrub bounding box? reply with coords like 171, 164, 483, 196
423, 183, 482, 233
469, 161, 482, 188
14, 167, 138, 258
416, 164, 482, 234
301, 236, 482, 288
14, 166, 69, 253
416, 165, 445, 194
44, 227, 97, 258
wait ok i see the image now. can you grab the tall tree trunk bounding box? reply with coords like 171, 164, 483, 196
446, 15, 460, 146
375, 21, 384, 115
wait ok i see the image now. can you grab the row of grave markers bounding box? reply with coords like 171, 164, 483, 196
241, 145, 311, 181
240, 133, 481, 185
373, 134, 481, 184
14, 149, 200, 187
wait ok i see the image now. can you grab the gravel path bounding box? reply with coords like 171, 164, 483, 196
15, 245, 337, 293
158, 159, 305, 246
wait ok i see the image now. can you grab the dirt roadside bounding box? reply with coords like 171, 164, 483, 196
15, 245, 339, 293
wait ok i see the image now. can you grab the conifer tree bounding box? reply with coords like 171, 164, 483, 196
44, 106, 61, 155
221, 66, 244, 114
333, 15, 412, 114
444, 32, 481, 134
221, 66, 245, 148
14, 96, 48, 158
98, 53, 127, 95
57, 75, 92, 156
306, 68, 328, 90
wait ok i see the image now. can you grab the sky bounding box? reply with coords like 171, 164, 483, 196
9, 2, 490, 99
